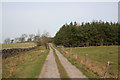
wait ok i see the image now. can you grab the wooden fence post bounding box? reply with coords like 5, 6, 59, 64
104, 61, 109, 78
70, 48, 72, 53
85, 54, 88, 67
69, 45, 72, 53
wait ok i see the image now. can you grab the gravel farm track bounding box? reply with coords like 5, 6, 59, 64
38, 43, 87, 79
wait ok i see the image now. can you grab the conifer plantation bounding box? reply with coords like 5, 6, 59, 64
54, 21, 120, 47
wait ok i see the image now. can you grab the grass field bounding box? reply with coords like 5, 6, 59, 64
61, 46, 118, 78
2, 42, 36, 49
2, 46, 49, 78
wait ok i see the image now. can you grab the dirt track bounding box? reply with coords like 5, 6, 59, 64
38, 43, 87, 79
38, 45, 60, 78
51, 44, 87, 78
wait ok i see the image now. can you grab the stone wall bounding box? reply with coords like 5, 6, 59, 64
1, 46, 37, 59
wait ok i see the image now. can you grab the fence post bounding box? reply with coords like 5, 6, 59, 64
104, 61, 109, 78
70, 48, 72, 53
85, 54, 88, 67
70, 45, 72, 53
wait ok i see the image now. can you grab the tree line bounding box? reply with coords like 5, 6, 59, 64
54, 21, 120, 47
4, 31, 52, 48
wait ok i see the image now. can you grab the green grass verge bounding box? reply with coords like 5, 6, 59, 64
52, 44, 99, 79
2, 42, 36, 49
51, 47, 69, 79
64, 46, 118, 78
2, 46, 49, 78
0, 55, 1, 80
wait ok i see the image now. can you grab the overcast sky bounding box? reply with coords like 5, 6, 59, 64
2, 2, 118, 43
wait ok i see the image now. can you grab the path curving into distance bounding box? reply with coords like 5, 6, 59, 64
51, 44, 87, 79
38, 44, 60, 79
38, 43, 87, 79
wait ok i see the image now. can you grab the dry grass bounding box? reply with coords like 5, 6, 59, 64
2, 42, 36, 49
2, 46, 49, 78
62, 46, 118, 78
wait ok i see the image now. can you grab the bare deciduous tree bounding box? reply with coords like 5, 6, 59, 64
4, 38, 10, 44
14, 37, 19, 43
28, 34, 35, 42
19, 34, 28, 42
34, 35, 41, 46
41, 31, 50, 49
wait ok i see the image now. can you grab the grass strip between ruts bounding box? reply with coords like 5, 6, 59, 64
51, 46, 70, 80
